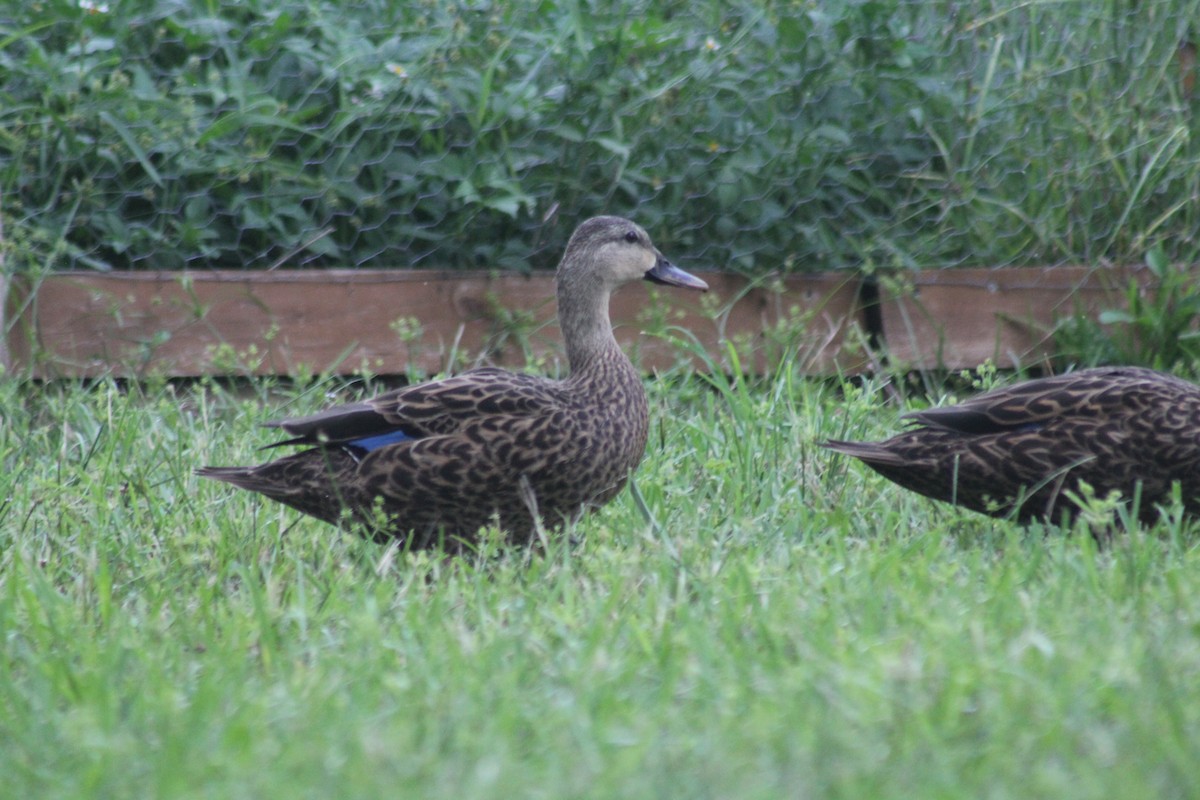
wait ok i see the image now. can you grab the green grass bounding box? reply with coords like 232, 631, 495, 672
3, 364, 1200, 798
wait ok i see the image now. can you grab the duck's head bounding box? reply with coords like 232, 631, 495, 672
558, 216, 709, 294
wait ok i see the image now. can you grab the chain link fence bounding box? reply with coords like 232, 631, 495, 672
2, 0, 1198, 275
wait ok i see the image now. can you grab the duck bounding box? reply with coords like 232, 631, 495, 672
822, 366, 1200, 524
198, 216, 709, 549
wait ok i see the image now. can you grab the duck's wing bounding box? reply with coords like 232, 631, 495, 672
264, 368, 565, 449
903, 367, 1170, 435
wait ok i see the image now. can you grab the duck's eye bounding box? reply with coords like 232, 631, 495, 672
624, 230, 639, 243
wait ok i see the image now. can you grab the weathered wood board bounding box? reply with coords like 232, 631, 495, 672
3, 270, 867, 378
877, 266, 1148, 370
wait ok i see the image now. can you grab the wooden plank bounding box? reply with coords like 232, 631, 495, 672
878, 265, 1147, 370
0, 273, 9, 374
6, 270, 867, 378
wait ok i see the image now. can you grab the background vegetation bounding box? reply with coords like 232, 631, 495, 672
2, 0, 1199, 274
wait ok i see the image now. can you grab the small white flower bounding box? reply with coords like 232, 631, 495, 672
704, 36, 719, 52
79, 0, 110, 13
386, 63, 409, 79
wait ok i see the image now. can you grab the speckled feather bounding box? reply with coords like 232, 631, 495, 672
823, 367, 1200, 524
198, 217, 708, 549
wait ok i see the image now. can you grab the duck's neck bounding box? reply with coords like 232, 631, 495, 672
557, 275, 623, 375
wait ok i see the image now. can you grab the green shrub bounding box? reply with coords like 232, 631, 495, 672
1054, 246, 1200, 372
1, 0, 1198, 273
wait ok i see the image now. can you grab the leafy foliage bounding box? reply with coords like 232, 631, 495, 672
1, 0, 1199, 274
1055, 246, 1200, 371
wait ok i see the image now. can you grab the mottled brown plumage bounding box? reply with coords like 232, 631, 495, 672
823, 367, 1200, 524
198, 217, 708, 549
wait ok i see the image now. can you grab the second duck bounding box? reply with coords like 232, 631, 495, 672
823, 367, 1200, 524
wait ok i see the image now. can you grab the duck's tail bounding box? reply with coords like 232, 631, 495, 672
820, 439, 907, 467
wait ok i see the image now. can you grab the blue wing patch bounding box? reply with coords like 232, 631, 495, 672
349, 430, 414, 452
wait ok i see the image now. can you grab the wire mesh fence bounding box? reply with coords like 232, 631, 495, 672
2, 0, 1198, 276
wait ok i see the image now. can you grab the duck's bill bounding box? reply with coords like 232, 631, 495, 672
645, 259, 709, 291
